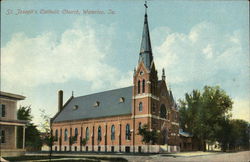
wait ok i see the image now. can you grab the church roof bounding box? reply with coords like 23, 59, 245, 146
52, 86, 133, 123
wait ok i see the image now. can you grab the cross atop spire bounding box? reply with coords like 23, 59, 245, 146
138, 1, 153, 70
144, 1, 148, 14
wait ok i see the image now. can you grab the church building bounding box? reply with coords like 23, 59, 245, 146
51, 4, 180, 153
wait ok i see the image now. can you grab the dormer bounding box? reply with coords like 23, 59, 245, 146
119, 97, 125, 103
94, 101, 100, 107
73, 105, 78, 110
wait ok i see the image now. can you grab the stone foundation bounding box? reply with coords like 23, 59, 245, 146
1, 149, 26, 157
52, 145, 180, 153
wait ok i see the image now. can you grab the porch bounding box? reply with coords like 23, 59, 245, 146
0, 120, 26, 157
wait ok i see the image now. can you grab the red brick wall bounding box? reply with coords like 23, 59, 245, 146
52, 115, 135, 149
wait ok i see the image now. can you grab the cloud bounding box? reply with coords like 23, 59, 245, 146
153, 21, 248, 86
202, 44, 214, 59
115, 71, 133, 88
1, 17, 127, 91
151, 26, 171, 46
1, 17, 135, 126
152, 21, 249, 122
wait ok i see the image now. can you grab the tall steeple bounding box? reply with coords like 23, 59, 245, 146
138, 1, 153, 70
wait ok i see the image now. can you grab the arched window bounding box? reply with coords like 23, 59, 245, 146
151, 82, 157, 94
64, 129, 68, 141
85, 127, 89, 141
139, 102, 143, 112
138, 80, 141, 94
60, 129, 62, 140
1, 130, 5, 143
75, 128, 78, 140
98, 126, 102, 141
162, 128, 168, 144
55, 129, 58, 141
1, 104, 6, 117
125, 124, 131, 140
111, 125, 115, 140
154, 84, 157, 94
151, 81, 154, 94
138, 122, 142, 131
142, 79, 145, 93
160, 104, 167, 119
152, 103, 156, 112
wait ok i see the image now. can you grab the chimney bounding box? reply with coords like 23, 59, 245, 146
58, 90, 63, 112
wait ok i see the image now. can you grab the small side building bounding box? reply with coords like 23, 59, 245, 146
179, 129, 201, 152
0, 91, 27, 157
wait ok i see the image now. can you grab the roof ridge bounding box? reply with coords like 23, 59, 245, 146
76, 86, 133, 98
0, 91, 26, 100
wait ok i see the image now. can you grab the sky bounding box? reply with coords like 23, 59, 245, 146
1, 0, 249, 125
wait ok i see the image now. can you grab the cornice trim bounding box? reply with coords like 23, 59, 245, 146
131, 114, 167, 121
133, 93, 159, 101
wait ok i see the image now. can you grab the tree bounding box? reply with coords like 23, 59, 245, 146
138, 124, 159, 152
39, 109, 55, 159
217, 119, 250, 151
230, 119, 249, 150
17, 106, 33, 121
81, 138, 87, 147
69, 136, 77, 146
179, 86, 233, 151
17, 106, 42, 151
39, 109, 51, 133
215, 118, 231, 151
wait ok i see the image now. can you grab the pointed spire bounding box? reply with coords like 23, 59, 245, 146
139, 1, 153, 70
170, 89, 173, 101
169, 88, 176, 109
162, 68, 166, 81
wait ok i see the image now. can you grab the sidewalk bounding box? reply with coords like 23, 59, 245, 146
26, 151, 220, 157
163, 151, 220, 157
